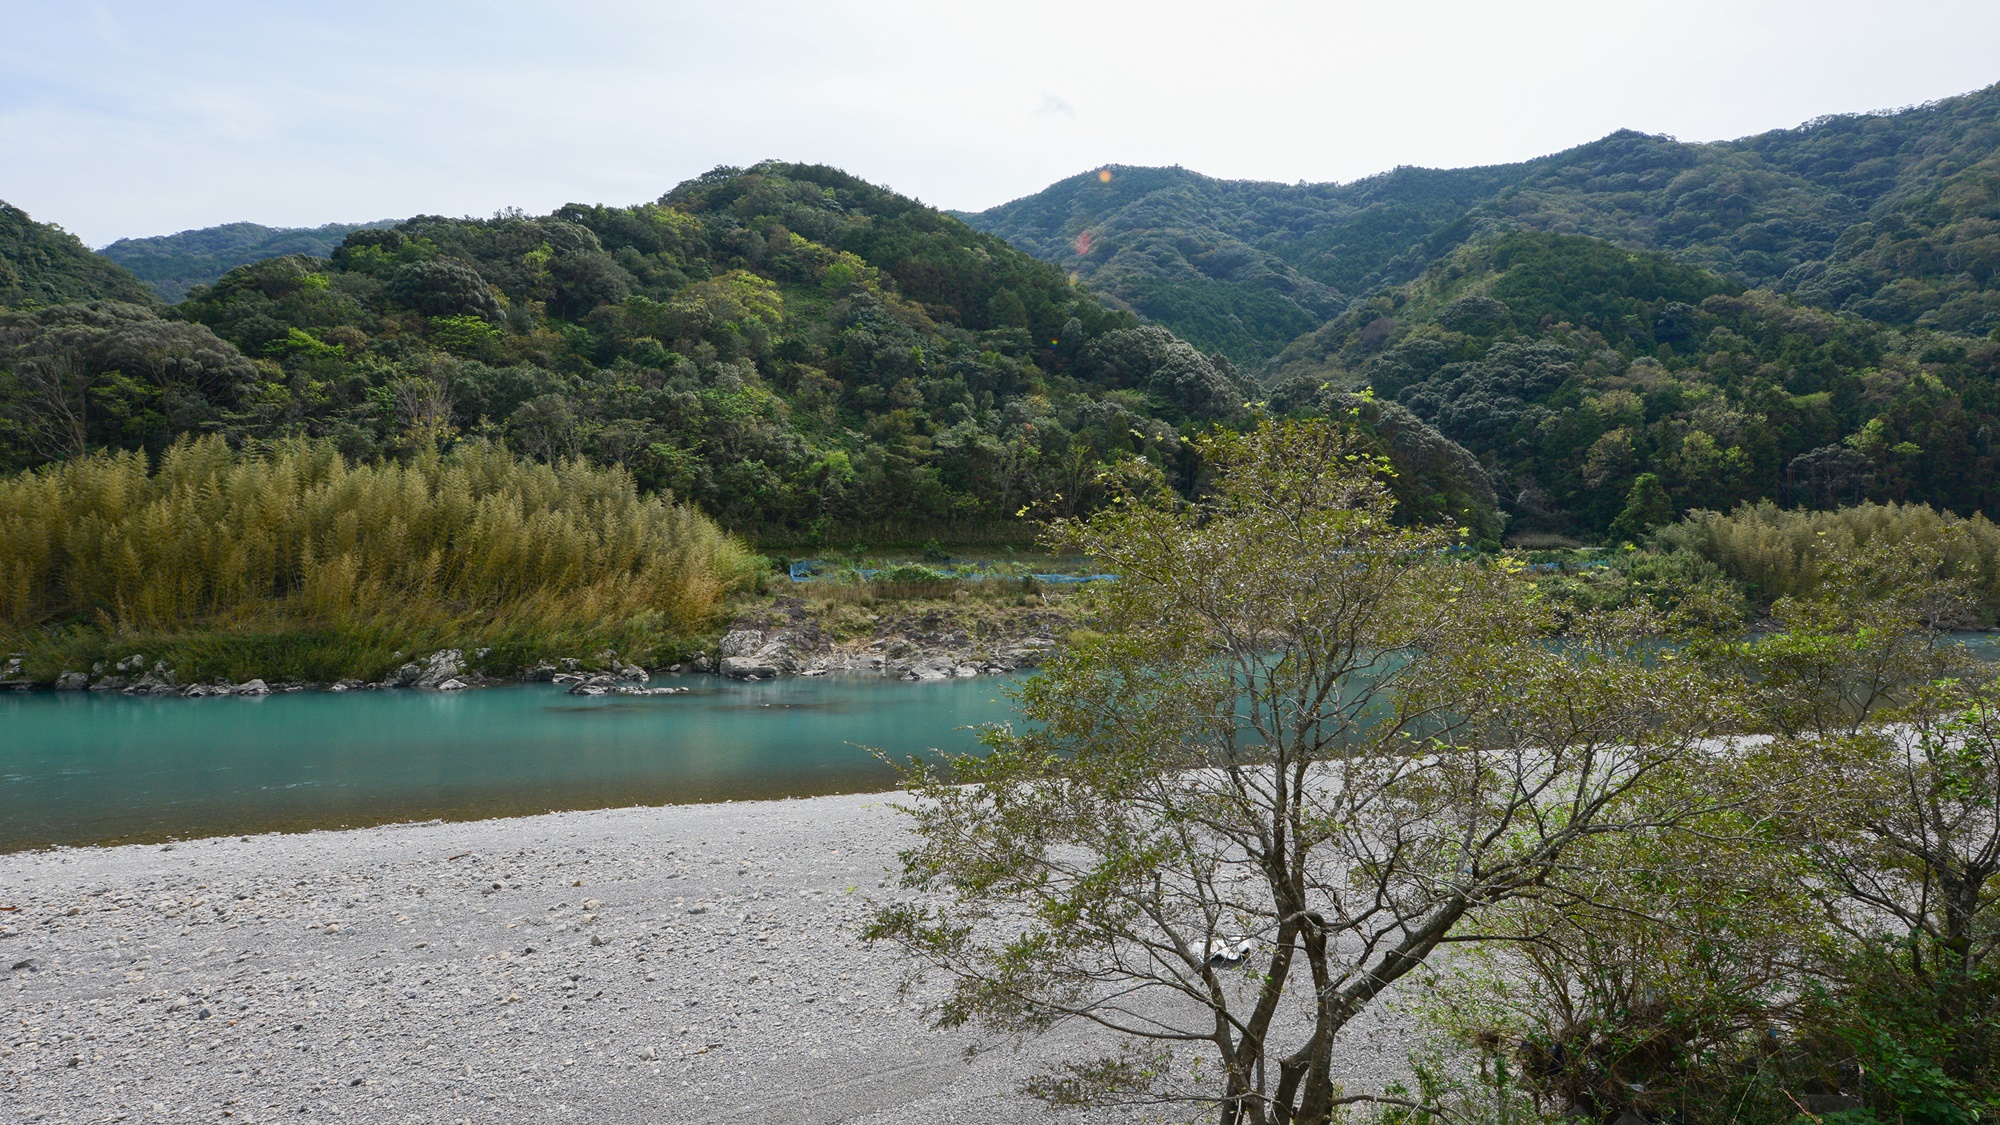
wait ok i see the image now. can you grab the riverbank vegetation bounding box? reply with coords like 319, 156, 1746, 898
1658, 498, 2000, 616
0, 435, 757, 681
870, 419, 2000, 1125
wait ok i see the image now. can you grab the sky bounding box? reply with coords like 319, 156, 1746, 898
4, 0, 1999, 247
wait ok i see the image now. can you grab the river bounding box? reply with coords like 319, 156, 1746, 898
0, 675, 1021, 852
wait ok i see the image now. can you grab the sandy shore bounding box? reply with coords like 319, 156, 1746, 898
0, 793, 1415, 1123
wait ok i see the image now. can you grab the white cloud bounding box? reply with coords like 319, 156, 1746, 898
0, 0, 1997, 245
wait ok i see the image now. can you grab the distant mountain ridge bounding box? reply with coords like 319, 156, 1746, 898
962, 81, 2000, 362
98, 221, 397, 303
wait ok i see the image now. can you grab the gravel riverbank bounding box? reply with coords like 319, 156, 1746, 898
0, 793, 1415, 1123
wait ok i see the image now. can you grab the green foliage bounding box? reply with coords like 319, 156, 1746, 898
3, 164, 1311, 544
96, 220, 395, 304
428, 314, 501, 360
1608, 472, 1675, 544
963, 162, 1518, 363
1111, 271, 1336, 365
13, 621, 675, 687
969, 83, 2000, 360
1419, 806, 1821, 1125
1800, 944, 2000, 1125
872, 562, 952, 584
1403, 525, 2000, 1125
1263, 227, 2000, 541
968, 88, 2000, 540
1752, 672, 2000, 1124
1531, 547, 1747, 631
868, 418, 1726, 1124
0, 300, 259, 470
0, 201, 159, 309
1264, 382, 1503, 543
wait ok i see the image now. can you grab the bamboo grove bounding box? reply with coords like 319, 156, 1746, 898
0, 435, 756, 645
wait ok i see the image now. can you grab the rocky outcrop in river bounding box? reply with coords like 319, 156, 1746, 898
713, 597, 1063, 681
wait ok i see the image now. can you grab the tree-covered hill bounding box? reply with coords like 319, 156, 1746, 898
965, 81, 2000, 361
98, 220, 396, 303
0, 163, 1501, 544
1266, 229, 2000, 542
0, 202, 159, 309
957, 162, 1535, 364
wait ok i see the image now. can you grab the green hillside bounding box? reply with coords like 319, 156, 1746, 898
965, 82, 2000, 361
957, 162, 1534, 363
1268, 229, 2000, 541
0, 202, 159, 309
0, 163, 1498, 544
99, 220, 395, 303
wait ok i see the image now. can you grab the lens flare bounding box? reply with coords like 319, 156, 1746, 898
1097, 168, 1113, 183
1074, 230, 1093, 256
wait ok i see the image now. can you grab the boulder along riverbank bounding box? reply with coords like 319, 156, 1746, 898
0, 595, 1074, 699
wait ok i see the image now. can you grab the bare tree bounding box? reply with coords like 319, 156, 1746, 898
393, 375, 457, 452
12, 350, 91, 461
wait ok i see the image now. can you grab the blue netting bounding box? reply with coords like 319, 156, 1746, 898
1526, 560, 1610, 573
785, 559, 1115, 584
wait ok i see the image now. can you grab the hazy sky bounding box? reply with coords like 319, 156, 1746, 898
5, 0, 1999, 247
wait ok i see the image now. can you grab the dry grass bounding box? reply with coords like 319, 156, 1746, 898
0, 437, 759, 641
1658, 499, 2000, 614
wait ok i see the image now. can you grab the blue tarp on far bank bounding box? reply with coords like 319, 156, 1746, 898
786, 560, 1115, 584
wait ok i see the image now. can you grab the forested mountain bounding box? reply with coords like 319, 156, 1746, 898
1266, 230, 2000, 541
99, 221, 396, 303
0, 163, 1498, 544
0, 202, 159, 309
958, 163, 1531, 364
16, 76, 1993, 552
965, 81, 2000, 362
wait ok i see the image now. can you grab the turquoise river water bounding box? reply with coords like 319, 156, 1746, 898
0, 675, 1022, 852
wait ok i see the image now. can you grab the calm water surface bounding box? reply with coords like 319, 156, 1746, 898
0, 675, 1022, 851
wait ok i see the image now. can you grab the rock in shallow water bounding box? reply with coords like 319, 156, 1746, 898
413, 650, 465, 688
720, 656, 780, 679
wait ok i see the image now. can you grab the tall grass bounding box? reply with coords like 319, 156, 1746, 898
0, 437, 758, 643
1658, 499, 2000, 616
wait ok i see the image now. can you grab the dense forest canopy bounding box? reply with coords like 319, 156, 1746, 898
0, 164, 1498, 544
1268, 230, 2000, 540
98, 220, 396, 303
965, 81, 2000, 362
0, 202, 159, 310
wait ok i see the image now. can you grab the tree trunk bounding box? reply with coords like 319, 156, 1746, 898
1272, 912, 1341, 1124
